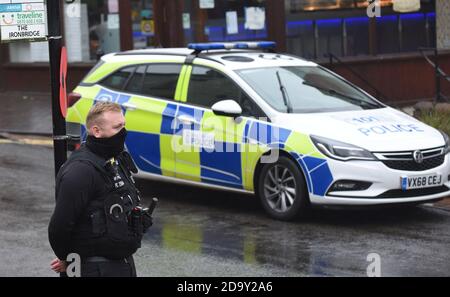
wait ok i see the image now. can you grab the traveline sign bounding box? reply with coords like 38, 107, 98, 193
0, 0, 47, 42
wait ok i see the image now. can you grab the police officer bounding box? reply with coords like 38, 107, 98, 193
48, 102, 153, 277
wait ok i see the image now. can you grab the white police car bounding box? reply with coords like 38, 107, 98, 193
67, 41, 450, 220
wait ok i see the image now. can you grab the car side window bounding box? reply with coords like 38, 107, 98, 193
187, 66, 264, 118
187, 66, 239, 108
125, 65, 146, 93
100, 66, 135, 90
238, 93, 266, 119
141, 64, 182, 100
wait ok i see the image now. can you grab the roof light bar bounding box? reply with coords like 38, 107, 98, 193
188, 41, 276, 51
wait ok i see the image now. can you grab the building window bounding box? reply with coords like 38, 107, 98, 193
286, 20, 315, 60
376, 15, 400, 54
8, 41, 49, 63
345, 17, 370, 56
400, 13, 428, 52
64, 0, 121, 63
317, 19, 343, 58
130, 0, 158, 49
286, 0, 393, 12
285, 0, 435, 59
182, 0, 267, 44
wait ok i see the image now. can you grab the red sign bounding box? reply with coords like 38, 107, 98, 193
59, 46, 68, 118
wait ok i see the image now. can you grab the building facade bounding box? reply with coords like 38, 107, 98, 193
0, 0, 449, 104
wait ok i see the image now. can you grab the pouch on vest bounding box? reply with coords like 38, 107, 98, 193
104, 192, 131, 242
90, 210, 106, 236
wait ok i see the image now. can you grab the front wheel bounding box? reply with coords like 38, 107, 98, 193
257, 156, 309, 221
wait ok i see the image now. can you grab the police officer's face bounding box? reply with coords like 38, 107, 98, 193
92, 111, 126, 138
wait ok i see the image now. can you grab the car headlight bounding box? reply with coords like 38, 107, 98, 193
440, 130, 450, 154
310, 135, 377, 161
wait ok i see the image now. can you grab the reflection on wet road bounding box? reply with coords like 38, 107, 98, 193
136, 178, 450, 277
0, 141, 449, 277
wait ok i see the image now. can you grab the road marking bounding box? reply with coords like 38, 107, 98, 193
0, 138, 53, 147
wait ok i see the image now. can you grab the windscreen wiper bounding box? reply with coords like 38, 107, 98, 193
303, 81, 381, 109
276, 71, 293, 113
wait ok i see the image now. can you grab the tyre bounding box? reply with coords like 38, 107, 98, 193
257, 156, 309, 221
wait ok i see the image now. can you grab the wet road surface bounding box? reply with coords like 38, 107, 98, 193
0, 141, 449, 277
0, 92, 52, 134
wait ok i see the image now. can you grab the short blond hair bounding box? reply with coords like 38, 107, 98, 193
86, 101, 122, 130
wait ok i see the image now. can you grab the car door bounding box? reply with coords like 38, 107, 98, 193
119, 63, 183, 178
174, 65, 265, 189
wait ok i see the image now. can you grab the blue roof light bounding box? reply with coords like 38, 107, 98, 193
188, 41, 276, 51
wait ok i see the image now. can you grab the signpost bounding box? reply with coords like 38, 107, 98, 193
0, 0, 67, 178
47, 0, 67, 179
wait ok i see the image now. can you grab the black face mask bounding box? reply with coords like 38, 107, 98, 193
86, 127, 127, 159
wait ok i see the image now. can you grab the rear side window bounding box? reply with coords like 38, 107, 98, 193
125, 65, 146, 93
100, 66, 135, 90
141, 64, 182, 100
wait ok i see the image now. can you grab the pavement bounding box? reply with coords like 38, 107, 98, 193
0, 91, 52, 135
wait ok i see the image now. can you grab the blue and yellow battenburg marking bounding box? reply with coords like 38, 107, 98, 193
66, 73, 334, 196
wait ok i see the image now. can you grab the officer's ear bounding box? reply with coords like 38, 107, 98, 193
91, 125, 102, 138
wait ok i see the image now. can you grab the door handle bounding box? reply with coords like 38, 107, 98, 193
122, 102, 137, 111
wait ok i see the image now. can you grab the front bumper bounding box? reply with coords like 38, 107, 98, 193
310, 153, 450, 206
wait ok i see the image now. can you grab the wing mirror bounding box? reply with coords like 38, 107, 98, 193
211, 100, 242, 118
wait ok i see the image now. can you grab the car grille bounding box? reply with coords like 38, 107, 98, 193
374, 147, 446, 171
381, 155, 445, 171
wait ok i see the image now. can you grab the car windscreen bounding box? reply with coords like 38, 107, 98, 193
236, 66, 385, 113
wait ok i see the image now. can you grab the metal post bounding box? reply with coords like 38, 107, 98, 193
47, 0, 67, 178
313, 20, 319, 60
342, 19, 347, 56
398, 15, 403, 52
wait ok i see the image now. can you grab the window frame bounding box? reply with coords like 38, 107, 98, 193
98, 65, 137, 91
123, 64, 147, 94
137, 63, 184, 101
96, 61, 269, 119
99, 62, 184, 102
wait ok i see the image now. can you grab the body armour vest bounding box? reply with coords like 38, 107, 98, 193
55, 144, 143, 259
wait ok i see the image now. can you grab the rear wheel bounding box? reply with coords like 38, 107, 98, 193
257, 156, 309, 221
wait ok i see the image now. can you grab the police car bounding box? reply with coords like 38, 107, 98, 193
66, 41, 450, 220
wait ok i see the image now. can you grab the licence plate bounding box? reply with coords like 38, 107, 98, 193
401, 174, 443, 190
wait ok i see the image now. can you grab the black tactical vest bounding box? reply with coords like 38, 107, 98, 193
56, 144, 143, 259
